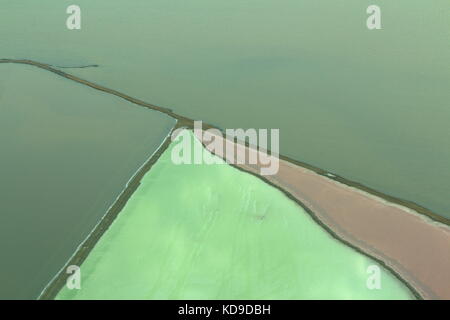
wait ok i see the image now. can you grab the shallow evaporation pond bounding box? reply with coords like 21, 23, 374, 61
57, 130, 413, 299
0, 63, 175, 299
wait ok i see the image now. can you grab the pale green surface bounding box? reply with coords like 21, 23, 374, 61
2, 0, 449, 216
57, 131, 413, 300
0, 63, 175, 299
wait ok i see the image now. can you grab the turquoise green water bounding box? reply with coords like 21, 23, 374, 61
0, 64, 174, 299
57, 130, 412, 299
1, 0, 448, 217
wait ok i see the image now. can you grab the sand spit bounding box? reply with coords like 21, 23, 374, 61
195, 130, 450, 300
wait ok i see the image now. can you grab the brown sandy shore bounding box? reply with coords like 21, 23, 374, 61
194, 130, 450, 300
2, 59, 449, 299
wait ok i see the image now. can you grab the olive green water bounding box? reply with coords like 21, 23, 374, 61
57, 130, 412, 299
2, 0, 449, 217
0, 64, 175, 299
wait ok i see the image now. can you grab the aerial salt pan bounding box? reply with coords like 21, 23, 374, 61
56, 130, 413, 300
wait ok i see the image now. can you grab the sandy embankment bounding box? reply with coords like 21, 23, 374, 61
194, 129, 450, 299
